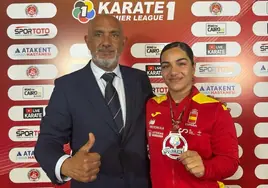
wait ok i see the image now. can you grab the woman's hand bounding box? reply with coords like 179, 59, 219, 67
178, 150, 205, 178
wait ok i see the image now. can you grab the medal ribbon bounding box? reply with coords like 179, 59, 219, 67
168, 90, 193, 132
168, 95, 185, 132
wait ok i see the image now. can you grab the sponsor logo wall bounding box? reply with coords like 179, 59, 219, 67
3, 2, 57, 188
0, 0, 267, 187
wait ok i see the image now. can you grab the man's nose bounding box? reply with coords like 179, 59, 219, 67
101, 35, 112, 47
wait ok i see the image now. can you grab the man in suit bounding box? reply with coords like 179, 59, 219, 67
34, 14, 153, 188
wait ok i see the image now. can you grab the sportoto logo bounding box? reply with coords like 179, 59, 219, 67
72, 0, 96, 24
7, 23, 57, 39
8, 126, 40, 142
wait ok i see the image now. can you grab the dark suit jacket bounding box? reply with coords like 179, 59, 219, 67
34, 62, 153, 188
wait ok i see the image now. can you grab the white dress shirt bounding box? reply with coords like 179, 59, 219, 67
55, 61, 126, 182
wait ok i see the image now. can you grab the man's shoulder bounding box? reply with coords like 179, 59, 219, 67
54, 66, 86, 85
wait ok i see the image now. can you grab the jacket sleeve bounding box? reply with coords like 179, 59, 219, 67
34, 78, 72, 184
201, 103, 239, 181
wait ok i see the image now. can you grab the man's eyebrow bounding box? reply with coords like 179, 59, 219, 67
93, 30, 121, 34
110, 30, 121, 34
160, 61, 170, 65
93, 30, 104, 33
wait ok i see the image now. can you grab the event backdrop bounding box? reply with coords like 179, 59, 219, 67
0, 0, 268, 187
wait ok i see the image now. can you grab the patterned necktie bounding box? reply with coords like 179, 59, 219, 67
102, 73, 124, 134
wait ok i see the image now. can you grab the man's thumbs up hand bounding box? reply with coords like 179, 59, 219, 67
61, 133, 101, 183
79, 133, 96, 152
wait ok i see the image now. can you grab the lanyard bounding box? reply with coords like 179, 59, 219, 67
168, 95, 185, 132
168, 90, 193, 132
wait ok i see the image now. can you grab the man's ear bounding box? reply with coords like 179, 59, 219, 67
84, 35, 88, 43
84, 35, 91, 49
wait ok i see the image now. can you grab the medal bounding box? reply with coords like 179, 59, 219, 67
162, 131, 188, 160
162, 94, 188, 159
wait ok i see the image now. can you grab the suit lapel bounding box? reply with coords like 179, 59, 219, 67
120, 66, 137, 144
79, 62, 120, 135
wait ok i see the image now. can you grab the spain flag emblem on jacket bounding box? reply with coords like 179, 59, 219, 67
187, 109, 198, 126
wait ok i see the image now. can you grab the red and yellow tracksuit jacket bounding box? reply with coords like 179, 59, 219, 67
146, 86, 239, 188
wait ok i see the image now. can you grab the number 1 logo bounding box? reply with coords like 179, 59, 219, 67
72, 0, 96, 24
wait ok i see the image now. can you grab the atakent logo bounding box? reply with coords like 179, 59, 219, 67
7, 44, 58, 60
9, 147, 36, 163
72, 0, 96, 24
195, 83, 241, 98
261, 65, 268, 73
253, 62, 268, 77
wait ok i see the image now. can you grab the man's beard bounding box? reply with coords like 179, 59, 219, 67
92, 50, 119, 69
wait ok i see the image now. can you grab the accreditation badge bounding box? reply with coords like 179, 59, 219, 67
162, 131, 188, 160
